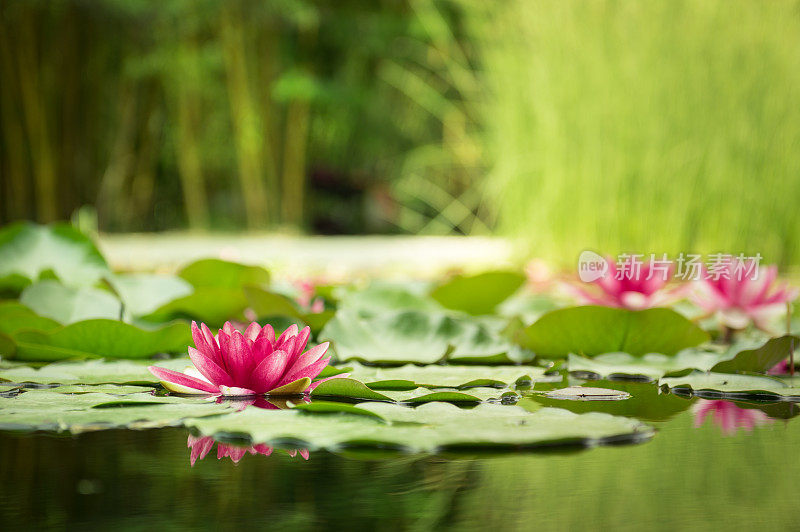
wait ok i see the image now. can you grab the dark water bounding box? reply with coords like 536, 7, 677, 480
2, 393, 799, 531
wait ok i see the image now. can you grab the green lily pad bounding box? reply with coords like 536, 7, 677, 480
711, 335, 800, 374
522, 380, 693, 422
517, 306, 709, 358
310, 377, 515, 404
543, 386, 630, 401
0, 302, 61, 336
179, 258, 270, 289
431, 271, 526, 316
109, 274, 194, 317
20, 280, 122, 324
334, 282, 442, 316
141, 287, 248, 328
0, 389, 231, 433
321, 310, 515, 365
8, 320, 191, 361
567, 350, 728, 381
0, 333, 15, 358
245, 287, 334, 333
659, 371, 800, 400
0, 222, 110, 294
345, 362, 559, 389
185, 402, 653, 453
0, 358, 191, 385
50, 384, 156, 394
310, 377, 393, 401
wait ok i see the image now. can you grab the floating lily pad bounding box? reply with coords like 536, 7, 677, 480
710, 335, 800, 374
567, 350, 728, 381
141, 287, 248, 328
334, 282, 442, 316
0, 358, 190, 385
659, 371, 800, 400
245, 287, 334, 332
185, 402, 653, 453
310, 377, 511, 404
179, 258, 270, 290
20, 280, 122, 324
109, 274, 194, 317
517, 306, 709, 358
431, 271, 526, 316
0, 222, 110, 294
8, 320, 191, 361
522, 380, 693, 421
0, 390, 231, 433
50, 384, 156, 394
345, 362, 559, 390
0, 302, 61, 336
543, 386, 630, 401
321, 310, 515, 365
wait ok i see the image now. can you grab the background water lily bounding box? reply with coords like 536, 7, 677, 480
691, 261, 797, 330
149, 321, 335, 396
567, 257, 681, 309
692, 400, 773, 436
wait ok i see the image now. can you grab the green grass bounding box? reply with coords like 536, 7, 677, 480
477, 0, 800, 266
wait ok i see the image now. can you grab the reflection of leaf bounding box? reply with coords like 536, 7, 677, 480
567, 350, 727, 381
20, 280, 122, 324
0, 390, 230, 433
9, 320, 191, 361
320, 310, 514, 364
0, 222, 109, 294
517, 306, 709, 358
431, 271, 525, 315
711, 335, 799, 374
179, 258, 270, 289
186, 402, 653, 452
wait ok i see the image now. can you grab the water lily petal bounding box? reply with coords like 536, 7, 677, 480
289, 342, 329, 373
277, 324, 299, 345
244, 322, 261, 342
220, 330, 254, 382
188, 436, 215, 466
218, 385, 258, 396
188, 346, 233, 387
257, 324, 275, 343
250, 349, 291, 393
148, 366, 220, 394
280, 356, 331, 387
192, 322, 224, 368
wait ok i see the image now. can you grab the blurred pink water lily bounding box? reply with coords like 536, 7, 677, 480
149, 321, 338, 397
692, 261, 797, 330
568, 257, 681, 309
187, 435, 309, 466
692, 399, 773, 436
295, 280, 325, 313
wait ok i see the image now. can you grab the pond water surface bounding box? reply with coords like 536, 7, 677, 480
2, 388, 798, 531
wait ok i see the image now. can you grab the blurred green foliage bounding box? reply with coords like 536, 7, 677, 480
0, 0, 485, 234
2, 0, 799, 264
481, 0, 800, 264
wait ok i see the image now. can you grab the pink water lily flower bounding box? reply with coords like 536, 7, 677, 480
692, 400, 772, 436
692, 261, 797, 330
149, 321, 336, 397
187, 435, 309, 466
568, 257, 680, 309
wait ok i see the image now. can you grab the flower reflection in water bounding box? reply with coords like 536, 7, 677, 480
186, 394, 310, 465
187, 435, 309, 466
692, 399, 773, 436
